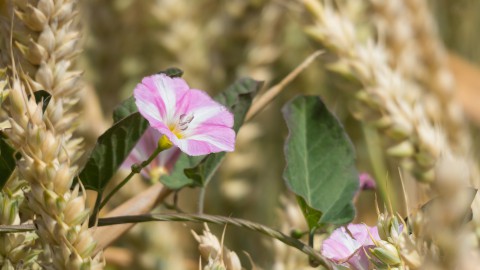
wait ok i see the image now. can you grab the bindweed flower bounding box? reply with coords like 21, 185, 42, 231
134, 74, 235, 156
122, 127, 181, 181
359, 173, 376, 191
321, 224, 380, 270
354, 173, 376, 201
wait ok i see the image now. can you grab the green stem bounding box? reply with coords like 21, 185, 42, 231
197, 187, 206, 214
99, 146, 164, 210
89, 190, 103, 227
98, 213, 333, 269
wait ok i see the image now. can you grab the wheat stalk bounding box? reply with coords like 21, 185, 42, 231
370, 0, 469, 153
0, 0, 105, 268
3, 76, 104, 269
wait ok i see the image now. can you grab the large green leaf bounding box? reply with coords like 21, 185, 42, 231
283, 96, 358, 226
113, 96, 137, 123
0, 133, 17, 189
162, 78, 262, 188
78, 112, 149, 191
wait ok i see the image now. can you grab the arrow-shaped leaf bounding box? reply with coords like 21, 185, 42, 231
283, 95, 358, 227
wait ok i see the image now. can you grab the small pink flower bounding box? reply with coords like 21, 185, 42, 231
134, 74, 235, 156
359, 173, 376, 191
322, 224, 380, 270
122, 127, 181, 181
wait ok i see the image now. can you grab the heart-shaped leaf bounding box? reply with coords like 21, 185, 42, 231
78, 111, 149, 191
283, 95, 358, 227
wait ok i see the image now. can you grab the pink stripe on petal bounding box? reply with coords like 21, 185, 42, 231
175, 89, 217, 116
346, 224, 373, 246
177, 89, 234, 130
183, 125, 235, 154
187, 107, 234, 134
150, 74, 189, 121
322, 227, 361, 261
135, 78, 169, 121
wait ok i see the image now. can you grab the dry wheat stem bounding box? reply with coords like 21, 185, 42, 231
245, 50, 323, 121
98, 213, 333, 269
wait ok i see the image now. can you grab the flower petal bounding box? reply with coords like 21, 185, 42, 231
359, 173, 376, 190
176, 125, 235, 156
322, 226, 362, 262
135, 74, 236, 156
177, 89, 234, 131
347, 224, 381, 247
135, 74, 190, 123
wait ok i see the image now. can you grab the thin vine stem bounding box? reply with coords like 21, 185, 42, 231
197, 187, 206, 214
99, 145, 164, 210
98, 213, 333, 269
89, 190, 103, 227
0, 213, 333, 269
0, 224, 35, 233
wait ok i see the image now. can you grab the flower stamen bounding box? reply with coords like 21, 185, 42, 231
178, 113, 194, 131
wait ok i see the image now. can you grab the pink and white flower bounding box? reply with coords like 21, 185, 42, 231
359, 173, 376, 191
134, 74, 235, 156
321, 224, 380, 270
122, 127, 181, 181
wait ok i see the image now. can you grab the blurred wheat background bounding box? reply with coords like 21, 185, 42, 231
77, 0, 480, 269
2, 0, 480, 269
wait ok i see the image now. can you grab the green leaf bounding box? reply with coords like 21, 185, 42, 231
157, 67, 184, 78
282, 96, 358, 227
181, 78, 262, 187
160, 154, 203, 189
296, 196, 322, 230
32, 90, 51, 112
113, 96, 137, 123
161, 78, 262, 189
78, 112, 149, 191
0, 133, 17, 189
